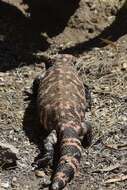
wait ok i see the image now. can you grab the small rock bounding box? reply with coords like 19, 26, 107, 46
35, 170, 45, 178
1, 181, 10, 189
122, 62, 127, 70
0, 142, 19, 168
11, 177, 17, 187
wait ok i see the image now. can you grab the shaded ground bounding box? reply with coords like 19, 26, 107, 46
0, 0, 127, 189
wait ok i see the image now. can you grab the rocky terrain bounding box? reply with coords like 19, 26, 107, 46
0, 0, 127, 189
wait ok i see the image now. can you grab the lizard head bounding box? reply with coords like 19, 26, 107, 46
52, 54, 76, 66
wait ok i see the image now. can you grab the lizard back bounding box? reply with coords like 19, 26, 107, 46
37, 55, 86, 133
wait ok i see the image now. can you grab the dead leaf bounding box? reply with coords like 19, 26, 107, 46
100, 163, 120, 172
117, 143, 127, 150
105, 175, 127, 184
105, 143, 127, 150
105, 143, 118, 150
100, 38, 117, 50
93, 163, 120, 173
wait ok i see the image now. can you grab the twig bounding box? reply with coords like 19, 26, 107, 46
105, 175, 127, 184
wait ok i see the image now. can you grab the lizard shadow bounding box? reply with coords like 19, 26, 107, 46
60, 1, 127, 54
22, 90, 60, 169
23, 94, 46, 154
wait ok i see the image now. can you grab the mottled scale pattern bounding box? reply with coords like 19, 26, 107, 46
37, 55, 88, 190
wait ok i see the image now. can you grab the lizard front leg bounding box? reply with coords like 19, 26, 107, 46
32, 74, 45, 97
24, 74, 45, 100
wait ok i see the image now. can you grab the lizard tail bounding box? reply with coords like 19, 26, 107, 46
50, 126, 82, 190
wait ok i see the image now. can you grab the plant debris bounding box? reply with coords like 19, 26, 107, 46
105, 175, 127, 184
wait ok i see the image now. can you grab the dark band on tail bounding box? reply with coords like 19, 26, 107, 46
51, 127, 82, 190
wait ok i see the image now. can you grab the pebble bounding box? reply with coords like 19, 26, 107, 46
35, 170, 45, 177
0, 142, 19, 167
11, 177, 17, 187
1, 181, 10, 189
122, 62, 127, 70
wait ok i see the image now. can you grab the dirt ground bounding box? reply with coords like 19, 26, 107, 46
0, 0, 127, 189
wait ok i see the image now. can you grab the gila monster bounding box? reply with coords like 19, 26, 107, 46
33, 54, 92, 190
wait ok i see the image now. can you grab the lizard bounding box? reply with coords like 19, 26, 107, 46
33, 54, 92, 190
